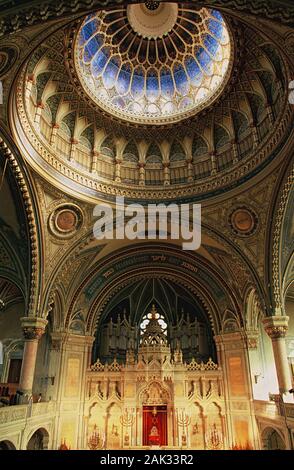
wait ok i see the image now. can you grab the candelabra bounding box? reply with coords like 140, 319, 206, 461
120, 409, 135, 447
88, 425, 104, 450
206, 423, 223, 450
177, 410, 190, 447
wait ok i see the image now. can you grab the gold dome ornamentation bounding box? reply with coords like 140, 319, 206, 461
12, 4, 290, 201
74, 5, 233, 125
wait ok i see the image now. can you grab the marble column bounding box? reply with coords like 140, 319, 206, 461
50, 123, 60, 146
210, 153, 217, 175
25, 74, 35, 100
163, 162, 170, 185
34, 102, 44, 125
69, 138, 79, 161
263, 315, 292, 395
91, 150, 98, 173
250, 123, 259, 148
186, 158, 194, 182
19, 317, 47, 395
138, 162, 145, 186
114, 158, 122, 182
231, 139, 239, 163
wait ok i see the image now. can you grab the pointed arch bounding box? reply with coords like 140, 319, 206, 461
122, 140, 139, 162
192, 135, 209, 160
214, 124, 230, 150
146, 142, 162, 164
100, 135, 116, 158
170, 140, 186, 162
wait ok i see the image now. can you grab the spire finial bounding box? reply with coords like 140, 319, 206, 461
151, 304, 157, 319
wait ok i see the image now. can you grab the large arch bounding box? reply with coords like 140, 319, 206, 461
26, 427, 49, 450
261, 427, 286, 450
269, 164, 294, 315
62, 242, 245, 337
0, 127, 44, 318
0, 440, 16, 450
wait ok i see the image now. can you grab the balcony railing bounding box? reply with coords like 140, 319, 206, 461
254, 399, 294, 421
0, 401, 56, 425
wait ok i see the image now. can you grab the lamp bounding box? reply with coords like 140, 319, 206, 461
145, 1, 160, 11
0, 299, 5, 311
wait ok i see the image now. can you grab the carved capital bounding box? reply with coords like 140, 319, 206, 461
263, 316, 289, 339
245, 331, 259, 349
21, 317, 48, 341
23, 327, 45, 340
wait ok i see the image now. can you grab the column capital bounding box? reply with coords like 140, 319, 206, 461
21, 317, 48, 340
262, 316, 289, 339
245, 330, 259, 349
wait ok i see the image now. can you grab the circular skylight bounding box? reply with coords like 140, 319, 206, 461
74, 3, 233, 125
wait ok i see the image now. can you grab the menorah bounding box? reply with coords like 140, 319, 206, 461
120, 409, 135, 447
176, 410, 191, 447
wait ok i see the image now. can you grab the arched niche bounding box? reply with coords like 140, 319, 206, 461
205, 402, 224, 450
262, 427, 286, 450
284, 280, 294, 381
26, 428, 49, 450
105, 403, 123, 449
0, 277, 25, 384
0, 440, 16, 450
85, 401, 106, 449
188, 402, 205, 449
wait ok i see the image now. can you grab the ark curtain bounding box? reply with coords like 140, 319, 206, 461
143, 406, 167, 446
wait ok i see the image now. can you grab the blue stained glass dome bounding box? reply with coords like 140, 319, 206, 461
74, 3, 233, 125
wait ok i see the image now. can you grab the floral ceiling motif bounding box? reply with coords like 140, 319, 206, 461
75, 5, 232, 125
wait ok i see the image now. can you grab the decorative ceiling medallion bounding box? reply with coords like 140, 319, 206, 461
49, 204, 83, 238
145, 1, 160, 12
74, 5, 233, 125
229, 207, 258, 237
127, 3, 178, 39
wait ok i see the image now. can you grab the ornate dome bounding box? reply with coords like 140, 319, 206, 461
74, 4, 232, 125
10, 2, 292, 202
